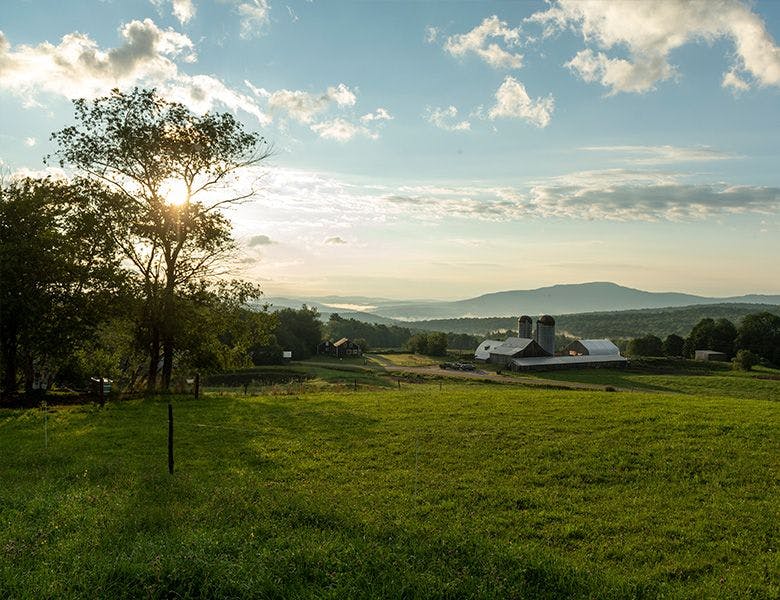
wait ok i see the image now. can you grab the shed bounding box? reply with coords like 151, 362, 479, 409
694, 350, 728, 361
567, 339, 621, 356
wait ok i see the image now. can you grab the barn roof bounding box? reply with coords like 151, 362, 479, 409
333, 337, 350, 347
488, 337, 535, 356
474, 339, 505, 361
570, 339, 621, 356
510, 354, 628, 369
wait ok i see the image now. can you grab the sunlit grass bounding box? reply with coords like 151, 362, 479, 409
1, 383, 778, 598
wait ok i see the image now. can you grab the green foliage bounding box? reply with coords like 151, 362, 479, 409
626, 334, 663, 357
48, 88, 272, 391
325, 313, 414, 349
406, 331, 448, 356
325, 313, 479, 352
272, 305, 323, 360
683, 317, 737, 358
737, 312, 780, 365
0, 177, 125, 396
662, 334, 685, 357
414, 304, 780, 340
1, 384, 777, 597
733, 349, 760, 371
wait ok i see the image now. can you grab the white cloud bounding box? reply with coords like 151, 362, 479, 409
236, 0, 271, 39
360, 107, 393, 123
488, 76, 554, 127
327, 83, 357, 107
425, 105, 470, 132
581, 145, 735, 165
248, 234, 275, 246
310, 118, 377, 142
0, 19, 271, 124
425, 26, 439, 44
266, 83, 356, 123
324, 236, 348, 245
529, 0, 780, 94
24, 137, 36, 147
173, 0, 196, 24
565, 49, 674, 94
722, 68, 750, 92
238, 166, 780, 229
444, 15, 524, 69
150, 0, 196, 25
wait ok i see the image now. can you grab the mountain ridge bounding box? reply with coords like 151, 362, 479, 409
263, 282, 780, 322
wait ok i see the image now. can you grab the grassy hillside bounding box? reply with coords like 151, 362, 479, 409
1, 381, 778, 598
412, 303, 780, 339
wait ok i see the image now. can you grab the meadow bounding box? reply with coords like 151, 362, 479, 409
1, 378, 778, 598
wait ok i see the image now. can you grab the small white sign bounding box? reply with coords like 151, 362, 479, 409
282, 351, 292, 359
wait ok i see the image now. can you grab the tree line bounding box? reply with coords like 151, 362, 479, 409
624, 313, 780, 367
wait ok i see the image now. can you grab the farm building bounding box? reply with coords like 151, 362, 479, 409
486, 337, 550, 367
694, 350, 728, 361
318, 337, 362, 358
474, 315, 627, 371
474, 340, 506, 362
567, 339, 621, 356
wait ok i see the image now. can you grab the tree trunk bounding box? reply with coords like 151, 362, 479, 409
1, 324, 18, 396
160, 277, 176, 392
147, 324, 160, 393
161, 339, 174, 391
23, 351, 34, 394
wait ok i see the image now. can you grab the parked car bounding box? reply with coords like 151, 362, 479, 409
455, 362, 476, 371
439, 362, 455, 369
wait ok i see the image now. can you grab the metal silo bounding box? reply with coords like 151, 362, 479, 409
518, 315, 533, 338
535, 315, 556, 355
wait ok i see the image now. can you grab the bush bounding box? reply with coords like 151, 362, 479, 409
733, 349, 759, 371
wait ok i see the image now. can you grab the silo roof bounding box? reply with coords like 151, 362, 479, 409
538, 315, 555, 326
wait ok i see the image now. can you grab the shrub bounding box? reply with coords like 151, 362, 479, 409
733, 349, 759, 371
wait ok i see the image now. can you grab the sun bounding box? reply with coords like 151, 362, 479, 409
161, 179, 190, 206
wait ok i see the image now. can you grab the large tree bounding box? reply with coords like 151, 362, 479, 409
49, 88, 272, 391
0, 177, 122, 397
736, 312, 780, 365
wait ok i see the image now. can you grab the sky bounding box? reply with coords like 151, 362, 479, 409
1, 0, 779, 300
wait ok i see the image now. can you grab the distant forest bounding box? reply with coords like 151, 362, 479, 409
407, 304, 780, 339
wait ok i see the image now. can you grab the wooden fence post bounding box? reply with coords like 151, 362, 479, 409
168, 403, 174, 474
99, 377, 105, 407
194, 373, 200, 399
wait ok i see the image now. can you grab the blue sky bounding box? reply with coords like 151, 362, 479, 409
2, 0, 779, 299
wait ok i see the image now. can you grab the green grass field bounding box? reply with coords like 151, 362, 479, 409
519, 364, 780, 401
1, 381, 778, 598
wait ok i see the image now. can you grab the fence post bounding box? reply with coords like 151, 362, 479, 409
168, 403, 174, 474
397, 379, 401, 390
99, 377, 105, 407
354, 378, 357, 391
194, 373, 200, 399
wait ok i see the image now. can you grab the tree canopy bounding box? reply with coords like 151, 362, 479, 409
0, 177, 124, 396
48, 88, 272, 391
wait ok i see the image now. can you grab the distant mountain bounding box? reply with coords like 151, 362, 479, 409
365, 282, 780, 320
254, 297, 406, 326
